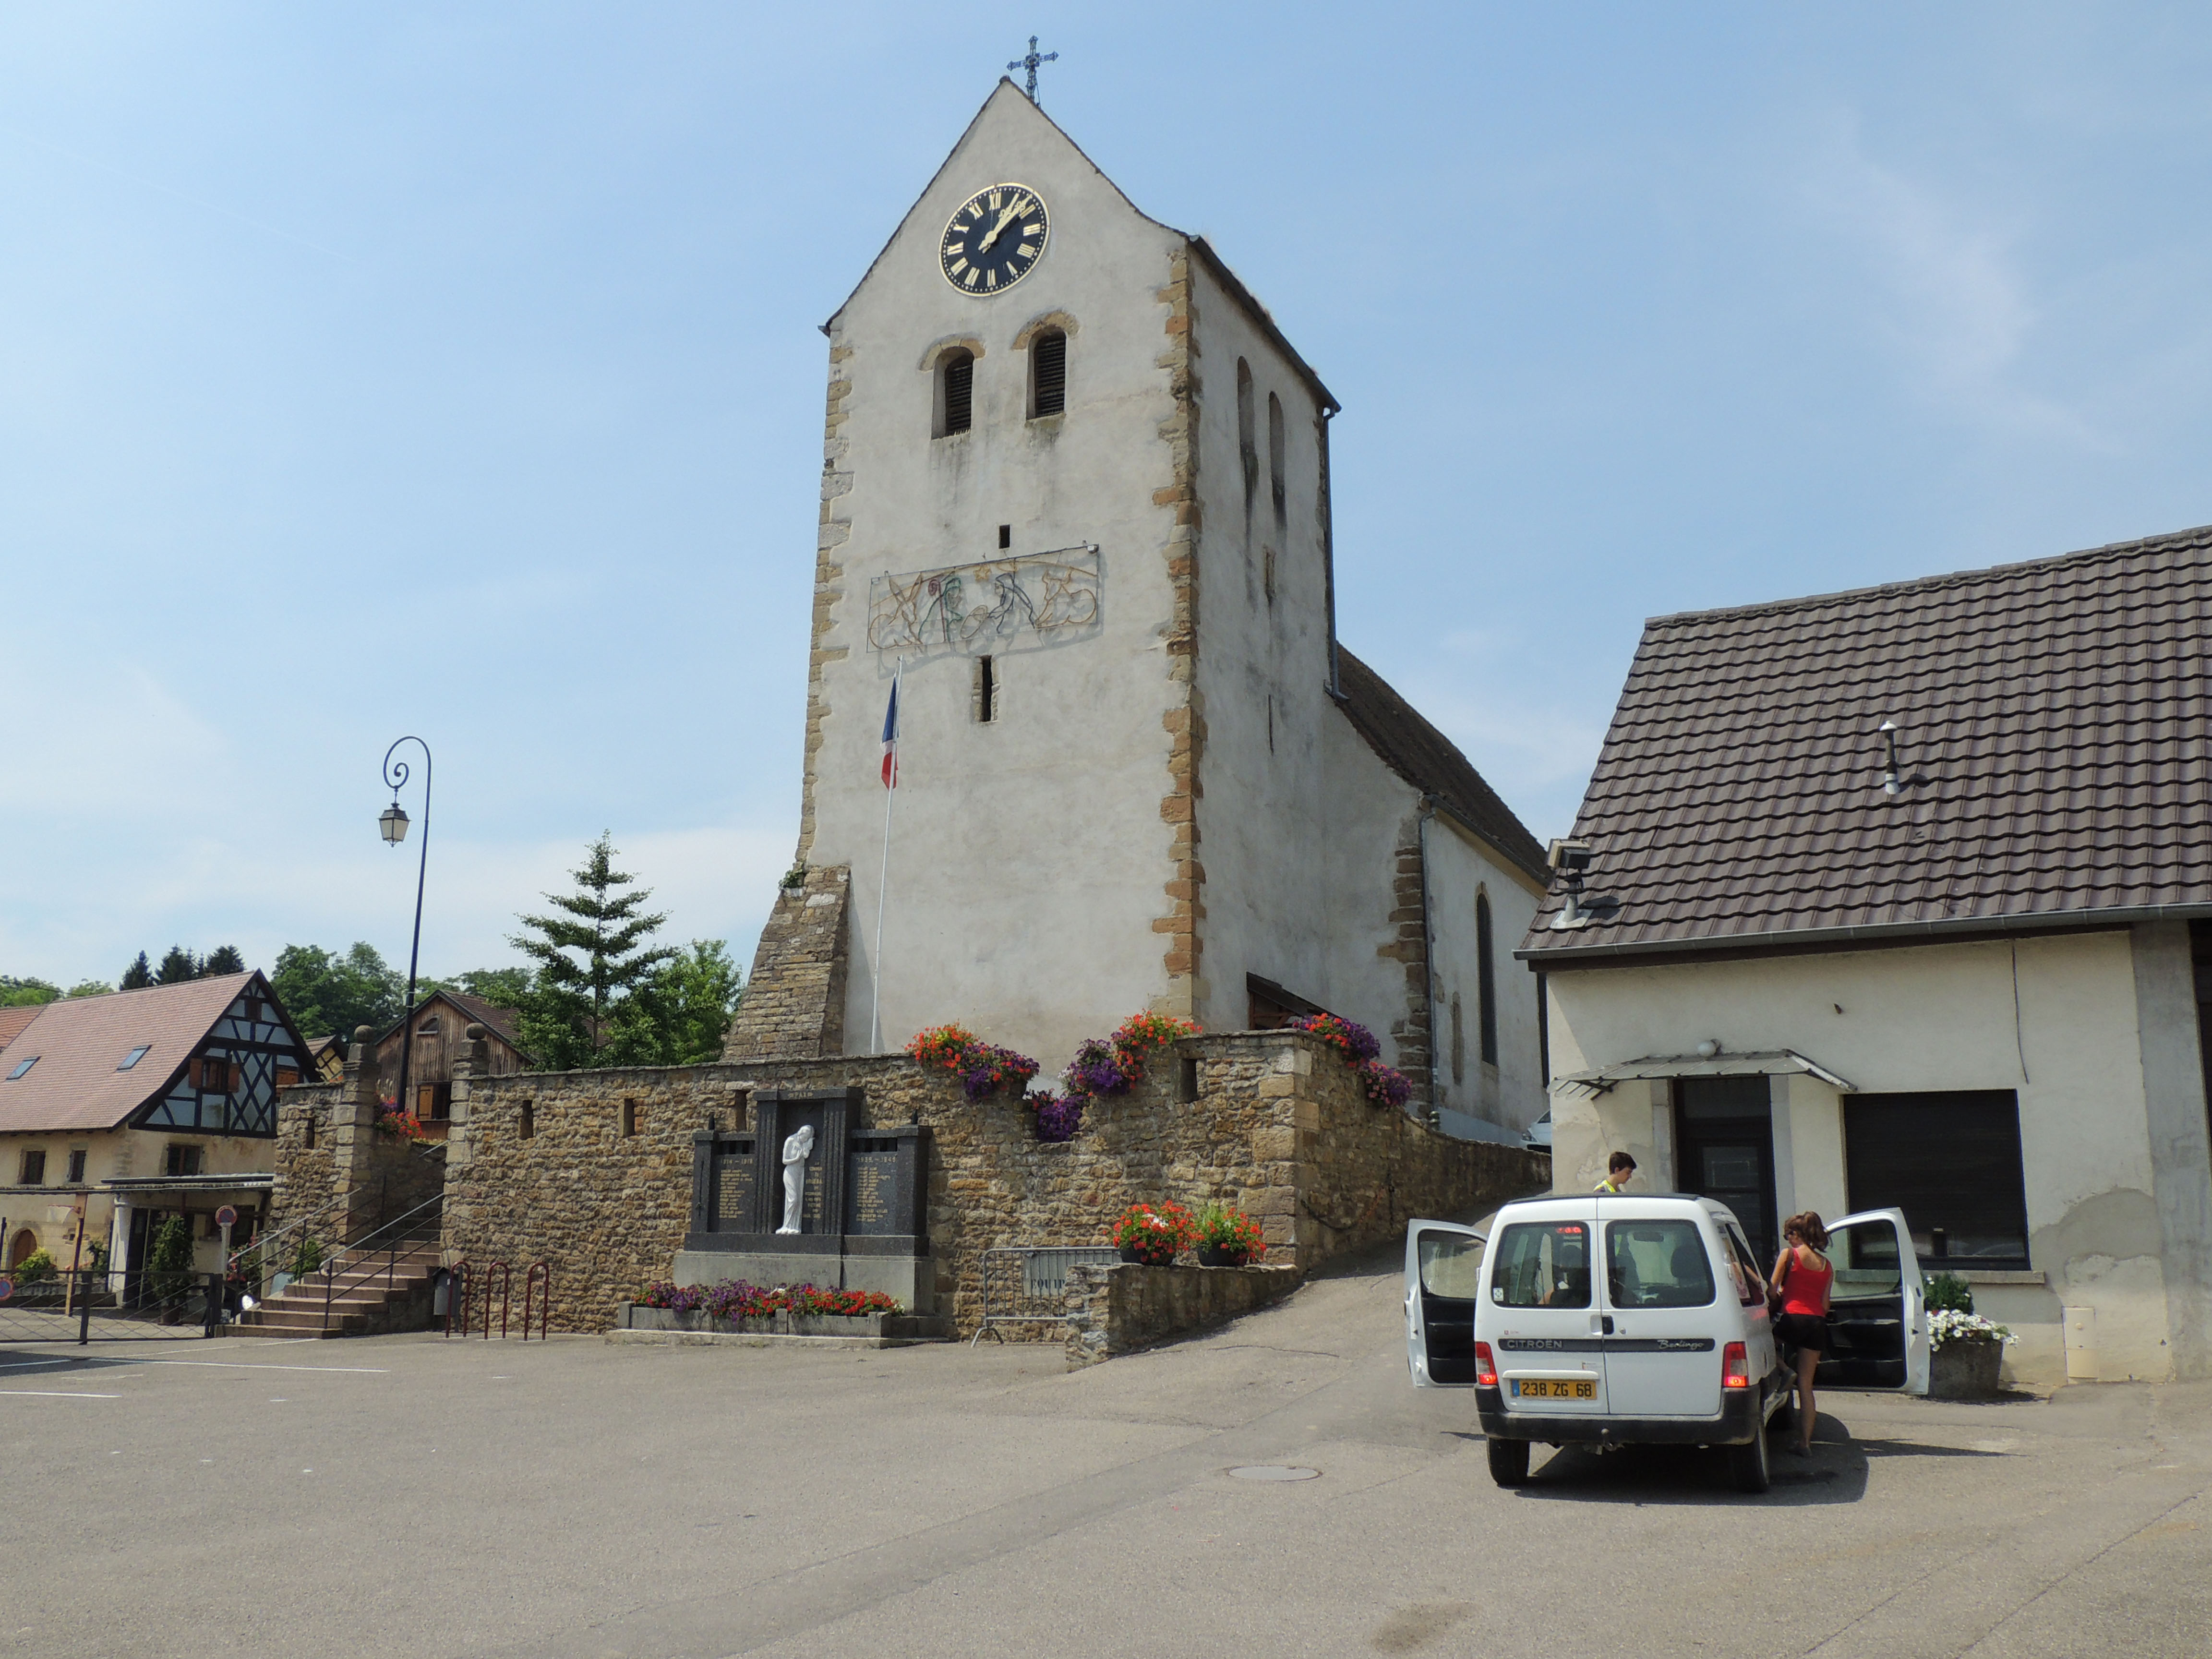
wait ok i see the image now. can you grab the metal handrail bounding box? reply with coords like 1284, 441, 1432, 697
311, 1193, 446, 1335
229, 1186, 350, 1280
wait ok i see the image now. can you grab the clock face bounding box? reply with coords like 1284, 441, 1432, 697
940, 182, 1048, 296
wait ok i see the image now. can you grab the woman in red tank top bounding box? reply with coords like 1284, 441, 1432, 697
1768, 1212, 1834, 1457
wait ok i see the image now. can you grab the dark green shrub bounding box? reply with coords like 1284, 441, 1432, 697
1927, 1271, 1973, 1316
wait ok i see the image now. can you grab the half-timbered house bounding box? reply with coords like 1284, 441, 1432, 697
0, 972, 313, 1280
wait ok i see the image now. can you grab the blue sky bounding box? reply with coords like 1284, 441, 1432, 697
4, 4, 2209, 989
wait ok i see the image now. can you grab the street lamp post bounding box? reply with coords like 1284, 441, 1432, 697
379, 737, 432, 1132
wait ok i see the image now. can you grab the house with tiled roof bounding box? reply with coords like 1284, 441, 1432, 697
1521, 523, 2212, 1390
0, 972, 313, 1281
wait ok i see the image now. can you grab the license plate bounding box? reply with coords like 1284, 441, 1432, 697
1511, 1378, 1596, 1400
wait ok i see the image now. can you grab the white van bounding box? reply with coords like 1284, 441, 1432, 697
1405, 1194, 1930, 1492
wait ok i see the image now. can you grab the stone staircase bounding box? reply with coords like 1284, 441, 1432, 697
234, 1244, 444, 1338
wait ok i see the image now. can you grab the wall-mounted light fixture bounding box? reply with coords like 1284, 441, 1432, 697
1547, 838, 1595, 929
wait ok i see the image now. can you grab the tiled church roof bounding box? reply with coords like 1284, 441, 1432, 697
1522, 523, 2212, 962
1334, 647, 1550, 884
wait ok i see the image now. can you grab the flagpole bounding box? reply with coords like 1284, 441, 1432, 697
869, 657, 902, 1053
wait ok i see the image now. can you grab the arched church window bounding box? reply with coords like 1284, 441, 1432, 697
1029, 328, 1067, 418
1236, 359, 1257, 524
1268, 392, 1286, 528
935, 348, 974, 437
1477, 892, 1499, 1067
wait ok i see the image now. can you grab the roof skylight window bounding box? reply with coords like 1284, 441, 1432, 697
6, 1056, 37, 1080
119, 1045, 152, 1071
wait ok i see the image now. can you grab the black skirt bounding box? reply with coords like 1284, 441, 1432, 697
1775, 1311, 1832, 1356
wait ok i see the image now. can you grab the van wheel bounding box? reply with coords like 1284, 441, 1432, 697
1727, 1426, 1771, 1494
1487, 1437, 1531, 1487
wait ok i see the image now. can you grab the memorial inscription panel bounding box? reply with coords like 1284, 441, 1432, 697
715, 1152, 756, 1236
848, 1152, 899, 1237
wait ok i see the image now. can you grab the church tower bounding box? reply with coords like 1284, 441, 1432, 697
730, 80, 1551, 1134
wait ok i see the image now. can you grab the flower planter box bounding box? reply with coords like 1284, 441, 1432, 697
1929, 1335, 2006, 1399
614, 1302, 949, 1343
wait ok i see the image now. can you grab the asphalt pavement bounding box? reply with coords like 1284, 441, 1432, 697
2, 1247, 2206, 1658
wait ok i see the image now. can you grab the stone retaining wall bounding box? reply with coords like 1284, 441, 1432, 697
1061, 1262, 1300, 1368
442, 1062, 726, 1334
270, 1029, 1548, 1342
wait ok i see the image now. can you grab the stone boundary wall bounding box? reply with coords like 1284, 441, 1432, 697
1062, 1262, 1299, 1368
268, 1085, 338, 1244
442, 1063, 732, 1334
270, 1030, 1547, 1340
267, 1037, 451, 1282
726, 1031, 1546, 1335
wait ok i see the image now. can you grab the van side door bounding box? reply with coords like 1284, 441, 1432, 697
1818, 1207, 1931, 1395
1405, 1219, 1485, 1386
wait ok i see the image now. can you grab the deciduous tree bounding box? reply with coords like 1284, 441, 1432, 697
270, 943, 405, 1042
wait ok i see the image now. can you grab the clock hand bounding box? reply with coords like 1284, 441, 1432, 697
977, 200, 1024, 253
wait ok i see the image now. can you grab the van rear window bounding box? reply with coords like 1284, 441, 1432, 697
1489, 1222, 1593, 1309
1606, 1220, 1718, 1309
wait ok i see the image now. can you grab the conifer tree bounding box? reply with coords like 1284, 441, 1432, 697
119, 951, 155, 990
155, 946, 201, 984
202, 945, 246, 975
509, 834, 676, 1070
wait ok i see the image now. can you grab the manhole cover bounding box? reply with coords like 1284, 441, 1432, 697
1228, 1465, 1319, 1481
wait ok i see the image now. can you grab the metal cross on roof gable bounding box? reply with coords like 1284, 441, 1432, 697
1008, 36, 1058, 104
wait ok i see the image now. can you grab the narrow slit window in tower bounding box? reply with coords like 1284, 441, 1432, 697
976, 655, 997, 723
1268, 392, 1286, 527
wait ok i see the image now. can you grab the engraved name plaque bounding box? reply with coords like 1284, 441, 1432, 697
847, 1153, 900, 1237
715, 1153, 756, 1236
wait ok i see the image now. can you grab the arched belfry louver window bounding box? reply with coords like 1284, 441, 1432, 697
1236, 359, 1257, 525
1029, 328, 1066, 419
1267, 392, 1286, 528
1476, 892, 1499, 1067
935, 348, 974, 437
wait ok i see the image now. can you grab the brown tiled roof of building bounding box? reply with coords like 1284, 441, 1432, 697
0, 1005, 41, 1053
1333, 646, 1550, 885
1523, 524, 2212, 962
0, 974, 255, 1134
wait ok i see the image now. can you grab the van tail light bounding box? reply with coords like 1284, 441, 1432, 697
1722, 1341, 1751, 1391
1475, 1342, 1499, 1387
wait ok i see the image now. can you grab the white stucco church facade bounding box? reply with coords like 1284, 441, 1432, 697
731, 81, 1550, 1134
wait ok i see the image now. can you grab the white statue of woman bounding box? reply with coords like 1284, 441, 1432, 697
776, 1124, 816, 1235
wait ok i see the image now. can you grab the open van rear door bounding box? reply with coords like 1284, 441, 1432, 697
1818, 1207, 1930, 1395
1405, 1219, 1485, 1387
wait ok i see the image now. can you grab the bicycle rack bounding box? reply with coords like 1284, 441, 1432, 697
521, 1262, 551, 1341
483, 1260, 511, 1340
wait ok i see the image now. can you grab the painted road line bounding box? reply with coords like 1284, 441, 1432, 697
0, 1390, 123, 1399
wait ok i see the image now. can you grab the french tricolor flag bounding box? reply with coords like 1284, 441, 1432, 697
879, 672, 900, 788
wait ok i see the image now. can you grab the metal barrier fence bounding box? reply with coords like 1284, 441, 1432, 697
970, 1247, 1119, 1345
0, 1269, 224, 1344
